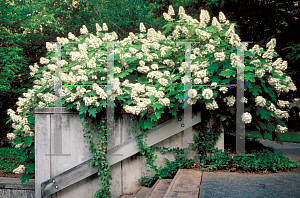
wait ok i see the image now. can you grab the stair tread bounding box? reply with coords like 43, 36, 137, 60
163, 169, 202, 198
131, 186, 151, 198
120, 195, 131, 198
145, 178, 173, 198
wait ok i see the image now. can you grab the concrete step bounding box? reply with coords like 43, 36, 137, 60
131, 186, 151, 198
144, 178, 173, 198
163, 169, 202, 198
120, 195, 131, 198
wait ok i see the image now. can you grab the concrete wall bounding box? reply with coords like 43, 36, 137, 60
35, 107, 223, 198
0, 177, 35, 198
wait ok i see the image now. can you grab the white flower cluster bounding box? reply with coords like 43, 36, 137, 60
242, 112, 252, 124
273, 109, 289, 119
229, 34, 241, 46
80, 25, 89, 34
56, 37, 69, 45
68, 32, 80, 41
277, 100, 290, 109
83, 96, 98, 107
214, 51, 226, 61
86, 34, 103, 49
42, 93, 58, 104
93, 84, 109, 99
158, 78, 169, 86
194, 78, 202, 84
272, 58, 288, 71
262, 47, 275, 60
13, 165, 26, 174
195, 29, 211, 41
250, 59, 261, 67
240, 97, 248, 104
188, 89, 198, 98
140, 22, 146, 33
211, 17, 223, 31
255, 96, 266, 107
225, 24, 235, 38
159, 98, 171, 106
199, 9, 210, 28
40, 57, 50, 65
223, 96, 236, 107
255, 69, 265, 78
249, 44, 264, 56
29, 63, 39, 77
205, 44, 215, 53
219, 87, 228, 94
195, 69, 208, 78
276, 125, 288, 133
202, 88, 214, 99
7, 133, 17, 141
205, 99, 219, 110
266, 102, 277, 112
230, 53, 240, 68
219, 11, 227, 23
163, 12, 172, 21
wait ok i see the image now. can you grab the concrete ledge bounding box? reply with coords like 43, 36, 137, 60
0, 177, 35, 198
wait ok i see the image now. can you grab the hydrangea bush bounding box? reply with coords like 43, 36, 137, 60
6, 5, 297, 197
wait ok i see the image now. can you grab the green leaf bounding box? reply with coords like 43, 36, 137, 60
14, 137, 21, 144
152, 102, 163, 111
275, 117, 287, 127
219, 69, 236, 78
219, 29, 227, 37
125, 57, 138, 64
244, 66, 256, 72
208, 76, 221, 84
206, 26, 217, 33
245, 81, 252, 91
245, 72, 256, 82
88, 108, 97, 118
244, 51, 255, 58
249, 84, 262, 97
149, 95, 156, 103
87, 90, 97, 97
138, 120, 153, 130
6, 118, 12, 125
155, 112, 162, 120
222, 61, 232, 69
268, 122, 277, 133
257, 107, 271, 121
206, 63, 220, 75
137, 76, 148, 84
20, 174, 29, 184
221, 79, 231, 84
24, 136, 33, 146
26, 116, 34, 124
79, 105, 88, 115
66, 103, 74, 110
257, 121, 267, 130
150, 114, 158, 122
220, 116, 227, 121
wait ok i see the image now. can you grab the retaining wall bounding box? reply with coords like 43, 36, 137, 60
34, 107, 223, 198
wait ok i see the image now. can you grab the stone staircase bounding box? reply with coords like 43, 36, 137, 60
121, 169, 202, 198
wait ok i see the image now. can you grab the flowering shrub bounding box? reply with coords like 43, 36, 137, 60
5, 5, 297, 197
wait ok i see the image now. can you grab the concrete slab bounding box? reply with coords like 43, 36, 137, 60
163, 169, 202, 198
199, 139, 300, 198
145, 179, 172, 198
131, 186, 151, 198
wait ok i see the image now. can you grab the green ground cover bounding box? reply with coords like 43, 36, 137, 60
1, 130, 299, 179
245, 131, 300, 143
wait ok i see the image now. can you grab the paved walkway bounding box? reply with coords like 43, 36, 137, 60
199, 138, 300, 198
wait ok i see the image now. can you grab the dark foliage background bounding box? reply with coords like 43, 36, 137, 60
1, 0, 299, 147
